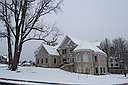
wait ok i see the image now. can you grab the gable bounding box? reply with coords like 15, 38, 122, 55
57, 36, 77, 50
71, 38, 105, 54
43, 44, 59, 56
35, 44, 49, 58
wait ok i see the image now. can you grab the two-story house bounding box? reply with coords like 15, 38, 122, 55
35, 35, 107, 74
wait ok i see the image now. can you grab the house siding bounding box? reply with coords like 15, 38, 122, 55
35, 45, 61, 68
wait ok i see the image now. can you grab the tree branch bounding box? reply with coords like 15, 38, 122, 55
0, 1, 15, 13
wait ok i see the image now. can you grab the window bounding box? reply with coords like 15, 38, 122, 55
95, 67, 98, 74
41, 58, 43, 63
94, 56, 97, 62
110, 59, 113, 62
100, 67, 102, 74
46, 58, 48, 63
54, 58, 56, 64
72, 58, 74, 62
115, 64, 118, 66
63, 59, 67, 63
67, 58, 70, 62
103, 67, 105, 73
62, 49, 67, 54
111, 64, 113, 67
70, 49, 72, 52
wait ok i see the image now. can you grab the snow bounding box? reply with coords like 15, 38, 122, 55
43, 45, 59, 55
71, 37, 105, 53
2, 55, 7, 59
3, 55, 8, 61
0, 80, 49, 85
0, 64, 128, 85
56, 34, 66, 48
35, 35, 65, 56
36, 35, 104, 56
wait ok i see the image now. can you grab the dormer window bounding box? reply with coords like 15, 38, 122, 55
62, 49, 67, 54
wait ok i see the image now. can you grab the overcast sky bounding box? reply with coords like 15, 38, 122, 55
1, 0, 128, 61
54, 0, 128, 41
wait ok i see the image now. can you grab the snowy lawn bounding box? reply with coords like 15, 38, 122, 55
0, 64, 128, 85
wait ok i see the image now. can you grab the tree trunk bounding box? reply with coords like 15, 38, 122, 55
11, 44, 22, 71
4, 0, 13, 69
11, 44, 19, 71
11, 34, 22, 71
7, 27, 12, 69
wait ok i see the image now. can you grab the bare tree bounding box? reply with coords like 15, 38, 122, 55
0, 0, 62, 71
0, 0, 13, 69
0, 31, 13, 69
112, 37, 128, 70
98, 38, 111, 72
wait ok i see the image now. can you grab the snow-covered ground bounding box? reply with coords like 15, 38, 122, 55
0, 64, 128, 85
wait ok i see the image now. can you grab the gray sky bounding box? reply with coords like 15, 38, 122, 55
1, 0, 128, 61
53, 0, 128, 41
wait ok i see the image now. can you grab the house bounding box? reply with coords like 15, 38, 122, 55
35, 35, 65, 68
35, 35, 107, 74
108, 56, 121, 73
59, 37, 107, 74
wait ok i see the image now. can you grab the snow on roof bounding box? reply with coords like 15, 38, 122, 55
43, 44, 59, 56
70, 37, 105, 54
37, 34, 105, 55
55, 34, 66, 48
39, 34, 66, 56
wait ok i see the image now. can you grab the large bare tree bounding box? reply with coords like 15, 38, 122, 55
0, 0, 62, 71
